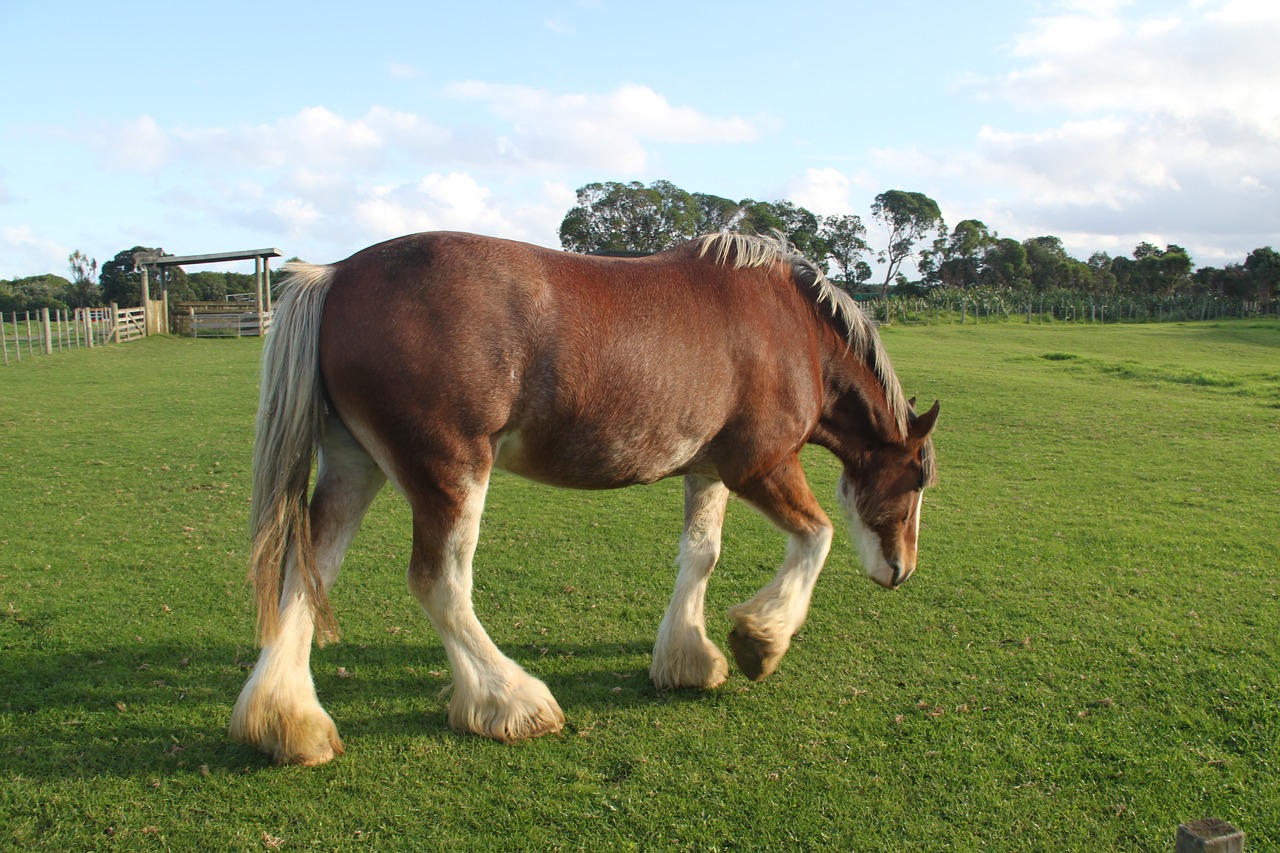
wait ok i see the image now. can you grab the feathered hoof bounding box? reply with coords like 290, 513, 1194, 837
230, 698, 345, 766
649, 635, 729, 691
275, 728, 345, 767
727, 623, 787, 682
447, 679, 566, 743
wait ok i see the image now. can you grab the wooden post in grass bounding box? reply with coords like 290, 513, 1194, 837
41, 308, 53, 355
1176, 818, 1244, 852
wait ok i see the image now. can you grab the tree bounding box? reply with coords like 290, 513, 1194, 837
979, 238, 1031, 289
821, 214, 871, 286
1112, 243, 1192, 296
1022, 236, 1072, 291
738, 199, 828, 267
870, 190, 945, 301
691, 192, 743, 234
1192, 264, 1250, 299
66, 251, 101, 309
188, 271, 230, 301
1085, 252, 1118, 296
100, 247, 151, 307
1244, 246, 1280, 303
934, 219, 993, 288
558, 180, 700, 253
98, 246, 186, 306
0, 274, 72, 313
558, 180, 827, 264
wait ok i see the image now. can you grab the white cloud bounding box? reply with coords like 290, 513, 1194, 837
43, 82, 762, 267
270, 198, 324, 237
1, 226, 68, 279
102, 115, 172, 172
786, 168, 856, 216
445, 81, 761, 172
91, 81, 756, 184
995, 2, 1280, 129
879, 0, 1280, 262
354, 172, 512, 239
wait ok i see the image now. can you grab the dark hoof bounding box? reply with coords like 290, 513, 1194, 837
728, 626, 778, 682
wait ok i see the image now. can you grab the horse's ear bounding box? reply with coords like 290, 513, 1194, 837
908, 396, 917, 410
909, 400, 940, 441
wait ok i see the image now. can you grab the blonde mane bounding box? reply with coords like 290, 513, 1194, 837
694, 231, 911, 439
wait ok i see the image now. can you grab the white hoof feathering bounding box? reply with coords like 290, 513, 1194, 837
446, 667, 565, 742
229, 671, 344, 766
650, 626, 729, 690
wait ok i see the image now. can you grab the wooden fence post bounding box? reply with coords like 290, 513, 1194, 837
140, 266, 151, 336
41, 308, 53, 355
1176, 818, 1244, 852
111, 303, 121, 344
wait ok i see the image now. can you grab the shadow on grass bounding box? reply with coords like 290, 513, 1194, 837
0, 635, 736, 780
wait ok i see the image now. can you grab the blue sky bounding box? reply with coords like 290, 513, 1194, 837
2, 0, 1277, 279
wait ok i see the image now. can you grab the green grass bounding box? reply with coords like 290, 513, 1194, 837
1, 323, 1277, 850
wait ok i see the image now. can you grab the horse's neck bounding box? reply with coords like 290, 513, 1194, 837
815, 349, 900, 455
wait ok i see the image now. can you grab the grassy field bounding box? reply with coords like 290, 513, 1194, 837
1, 321, 1277, 850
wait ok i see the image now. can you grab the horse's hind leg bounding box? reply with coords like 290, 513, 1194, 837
650, 475, 730, 690
726, 455, 833, 682
230, 417, 385, 765
405, 465, 564, 742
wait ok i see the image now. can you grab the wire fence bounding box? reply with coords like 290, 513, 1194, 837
859, 288, 1279, 326
2, 307, 116, 366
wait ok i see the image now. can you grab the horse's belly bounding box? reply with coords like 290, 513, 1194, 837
492, 427, 706, 488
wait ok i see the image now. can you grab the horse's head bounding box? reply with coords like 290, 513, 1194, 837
836, 400, 939, 590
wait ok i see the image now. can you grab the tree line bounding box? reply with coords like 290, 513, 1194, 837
558, 180, 1279, 310
7, 181, 1276, 315
0, 247, 267, 314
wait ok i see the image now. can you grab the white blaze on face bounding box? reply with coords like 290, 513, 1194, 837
838, 473, 884, 579
837, 472, 918, 590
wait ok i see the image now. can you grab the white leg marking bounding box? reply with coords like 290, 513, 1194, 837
727, 523, 833, 680
729, 525, 832, 641
230, 571, 343, 765
651, 477, 730, 690
230, 418, 384, 765
411, 475, 565, 741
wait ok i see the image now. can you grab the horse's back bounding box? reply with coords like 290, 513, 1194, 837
316, 232, 824, 489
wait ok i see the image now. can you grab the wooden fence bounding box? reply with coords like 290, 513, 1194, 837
173, 302, 273, 338
1, 299, 183, 366
2, 307, 117, 365
113, 306, 146, 343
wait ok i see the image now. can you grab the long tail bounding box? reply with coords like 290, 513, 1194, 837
249, 261, 338, 646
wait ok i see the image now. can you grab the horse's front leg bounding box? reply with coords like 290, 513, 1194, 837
650, 475, 730, 690
406, 468, 564, 742
726, 455, 833, 682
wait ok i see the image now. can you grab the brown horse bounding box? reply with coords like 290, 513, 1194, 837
229, 230, 938, 765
